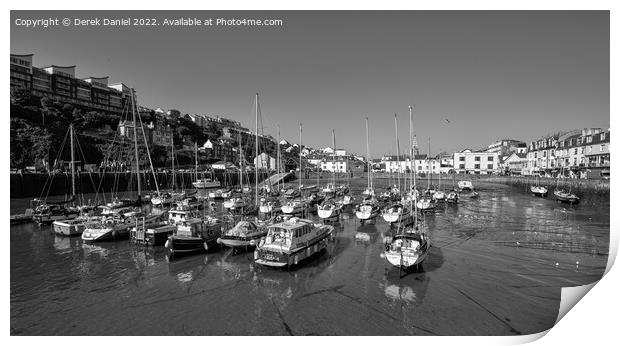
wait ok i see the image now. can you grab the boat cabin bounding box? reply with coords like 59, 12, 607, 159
263, 218, 318, 252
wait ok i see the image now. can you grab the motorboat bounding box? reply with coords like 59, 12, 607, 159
254, 217, 334, 268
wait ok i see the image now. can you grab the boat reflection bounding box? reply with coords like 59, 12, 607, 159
380, 271, 429, 306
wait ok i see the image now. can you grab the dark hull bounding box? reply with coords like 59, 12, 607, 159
166, 235, 220, 256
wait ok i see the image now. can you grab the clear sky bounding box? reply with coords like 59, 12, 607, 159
11, 11, 609, 157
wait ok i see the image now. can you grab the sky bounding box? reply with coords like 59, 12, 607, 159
10, 10, 610, 158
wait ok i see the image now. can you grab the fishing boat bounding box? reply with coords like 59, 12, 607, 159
52, 215, 101, 236
164, 216, 222, 255
416, 193, 436, 212
254, 217, 334, 268
218, 219, 270, 251
82, 210, 165, 242
317, 198, 342, 222
458, 180, 474, 191
32, 204, 80, 225
130, 203, 202, 246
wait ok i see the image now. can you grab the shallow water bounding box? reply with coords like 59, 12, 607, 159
10, 181, 609, 335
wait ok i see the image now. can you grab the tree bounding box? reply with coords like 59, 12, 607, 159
10, 118, 52, 170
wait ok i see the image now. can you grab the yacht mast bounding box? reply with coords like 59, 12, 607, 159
255, 93, 259, 206
131, 89, 141, 198
331, 129, 336, 187
299, 123, 303, 192
238, 131, 243, 189
410, 105, 417, 223
70, 123, 76, 198
171, 134, 175, 191
132, 89, 159, 196
365, 117, 372, 190
194, 142, 198, 182
277, 124, 281, 191
394, 114, 401, 192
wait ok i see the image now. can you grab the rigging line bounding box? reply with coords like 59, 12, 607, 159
42, 126, 70, 201
74, 131, 100, 202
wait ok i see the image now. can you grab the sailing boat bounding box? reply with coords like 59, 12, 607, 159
431, 140, 446, 202
553, 165, 580, 203
318, 129, 343, 221
193, 142, 221, 189
402, 106, 419, 204
151, 134, 186, 206
223, 132, 252, 212
530, 172, 548, 197
356, 117, 381, 224
260, 125, 282, 215
83, 88, 166, 242
361, 118, 375, 200
383, 115, 430, 271
416, 138, 436, 212
382, 114, 411, 225
282, 123, 309, 216
219, 93, 271, 251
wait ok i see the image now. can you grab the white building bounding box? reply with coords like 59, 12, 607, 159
453, 149, 499, 174
320, 157, 349, 173
254, 153, 277, 170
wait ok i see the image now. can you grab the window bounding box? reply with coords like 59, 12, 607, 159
601, 133, 606, 140
487, 164, 493, 169
459, 164, 465, 169
475, 156, 480, 162
588, 146, 592, 153
459, 156, 465, 162
487, 156, 493, 162
574, 148, 578, 155
474, 164, 480, 169
601, 144, 605, 152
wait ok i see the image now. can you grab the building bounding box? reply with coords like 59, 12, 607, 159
453, 149, 499, 174
584, 130, 610, 168
503, 152, 528, 175
486, 139, 527, 157
320, 156, 351, 173
254, 153, 277, 170
524, 134, 561, 176
201, 139, 235, 163
10, 53, 134, 114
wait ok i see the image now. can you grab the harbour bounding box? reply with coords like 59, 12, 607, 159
10, 178, 608, 335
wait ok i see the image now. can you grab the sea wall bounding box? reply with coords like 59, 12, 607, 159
9, 171, 265, 199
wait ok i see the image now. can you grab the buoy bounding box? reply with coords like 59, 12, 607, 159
164, 239, 171, 249
203, 242, 209, 251
249, 239, 256, 246
216, 238, 222, 244
555, 262, 559, 266
379, 252, 386, 259
576, 261, 580, 265
254, 251, 258, 260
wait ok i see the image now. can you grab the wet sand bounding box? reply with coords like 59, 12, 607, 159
10, 180, 608, 335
